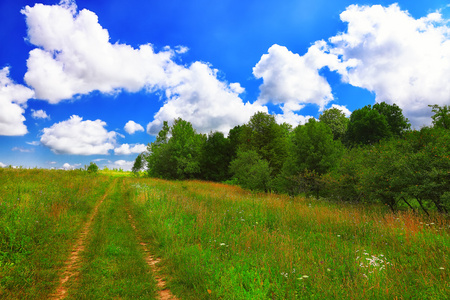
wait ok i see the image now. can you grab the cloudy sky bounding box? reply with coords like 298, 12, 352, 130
1, 0, 449, 170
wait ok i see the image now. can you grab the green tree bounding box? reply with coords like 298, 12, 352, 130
229, 150, 272, 192
239, 112, 289, 175
429, 104, 450, 129
346, 105, 391, 146
87, 162, 98, 174
146, 121, 175, 179
200, 131, 232, 182
276, 118, 343, 196
146, 119, 205, 180
132, 154, 144, 176
319, 107, 349, 140
373, 102, 410, 136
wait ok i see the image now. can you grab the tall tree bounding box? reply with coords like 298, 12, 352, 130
200, 131, 232, 182
373, 102, 410, 136
429, 104, 450, 129
319, 107, 349, 141
239, 112, 289, 175
346, 105, 391, 146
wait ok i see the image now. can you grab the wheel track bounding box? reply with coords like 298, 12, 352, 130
126, 208, 178, 300
49, 178, 117, 300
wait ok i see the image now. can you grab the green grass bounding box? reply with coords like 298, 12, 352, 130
1, 169, 449, 299
66, 180, 157, 299
128, 178, 450, 299
0, 168, 112, 299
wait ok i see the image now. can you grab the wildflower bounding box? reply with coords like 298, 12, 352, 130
439, 267, 445, 270
220, 243, 226, 246
302, 275, 309, 278
337, 235, 341, 237
327, 268, 331, 272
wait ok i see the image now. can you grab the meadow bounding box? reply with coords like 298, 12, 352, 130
0, 168, 449, 299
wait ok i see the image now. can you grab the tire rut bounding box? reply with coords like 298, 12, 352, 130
49, 179, 117, 300
127, 210, 178, 300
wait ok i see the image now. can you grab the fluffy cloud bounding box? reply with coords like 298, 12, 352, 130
22, 2, 265, 135
258, 4, 450, 127
329, 104, 352, 117
0, 162, 6, 168
147, 62, 266, 135
124, 120, 144, 134
31, 109, 50, 120
62, 162, 80, 170
0, 67, 35, 136
40, 115, 117, 155
253, 44, 333, 110
114, 143, 147, 155
326, 4, 450, 126
108, 160, 134, 171
22, 2, 175, 103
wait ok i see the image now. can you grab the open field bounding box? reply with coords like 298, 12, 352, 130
1, 168, 449, 299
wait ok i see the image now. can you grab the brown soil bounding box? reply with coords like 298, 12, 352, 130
127, 211, 178, 300
48, 179, 116, 300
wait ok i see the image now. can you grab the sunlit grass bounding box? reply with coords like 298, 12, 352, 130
128, 178, 450, 299
0, 168, 112, 299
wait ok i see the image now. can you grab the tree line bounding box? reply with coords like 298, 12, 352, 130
134, 103, 450, 214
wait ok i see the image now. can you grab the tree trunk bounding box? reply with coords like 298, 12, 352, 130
415, 196, 429, 216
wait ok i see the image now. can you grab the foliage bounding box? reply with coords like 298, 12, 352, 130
319, 107, 349, 140
429, 104, 450, 129
238, 112, 289, 175
87, 162, 99, 173
200, 131, 232, 182
229, 150, 272, 192
146, 119, 205, 180
131, 154, 144, 176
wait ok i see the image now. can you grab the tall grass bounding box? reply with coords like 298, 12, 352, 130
0, 168, 111, 299
128, 178, 450, 299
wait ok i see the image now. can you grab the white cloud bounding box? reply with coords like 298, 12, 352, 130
147, 62, 266, 135
330, 104, 352, 117
40, 115, 117, 155
22, 2, 176, 103
124, 120, 144, 134
108, 159, 134, 171
321, 4, 450, 126
255, 4, 450, 127
114, 143, 147, 155
0, 67, 35, 136
22, 2, 266, 135
62, 162, 78, 170
12, 147, 34, 153
31, 109, 50, 120
0, 162, 6, 168
26, 141, 40, 146
253, 44, 333, 110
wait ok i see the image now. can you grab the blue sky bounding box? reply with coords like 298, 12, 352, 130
0, 0, 449, 170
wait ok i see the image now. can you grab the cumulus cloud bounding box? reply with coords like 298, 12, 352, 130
40, 115, 117, 155
124, 120, 144, 134
330, 104, 352, 117
0, 67, 35, 136
62, 162, 79, 170
108, 160, 134, 171
326, 4, 450, 126
147, 62, 266, 135
258, 4, 450, 127
253, 44, 333, 110
22, 1, 265, 134
31, 109, 50, 120
0, 162, 6, 168
114, 143, 147, 155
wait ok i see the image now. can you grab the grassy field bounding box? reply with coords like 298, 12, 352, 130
0, 168, 449, 299
128, 178, 450, 299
